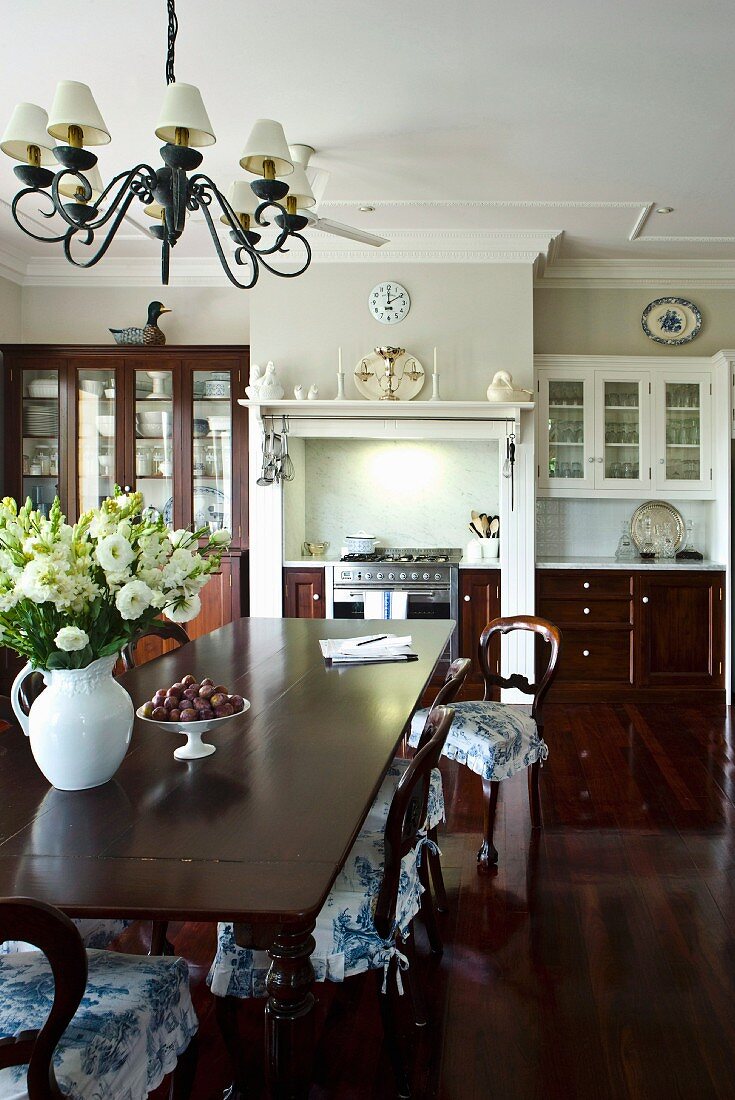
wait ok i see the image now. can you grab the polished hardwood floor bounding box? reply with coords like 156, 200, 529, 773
139, 700, 735, 1097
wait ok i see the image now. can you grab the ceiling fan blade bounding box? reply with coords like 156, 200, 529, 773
305, 213, 388, 247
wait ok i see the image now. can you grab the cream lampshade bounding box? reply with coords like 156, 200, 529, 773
47, 81, 110, 145
1, 103, 57, 164
144, 201, 166, 219
58, 164, 104, 202
277, 162, 315, 209
220, 180, 258, 224
155, 83, 215, 147
239, 119, 293, 177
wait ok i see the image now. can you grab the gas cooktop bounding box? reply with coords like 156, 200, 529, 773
340, 548, 462, 564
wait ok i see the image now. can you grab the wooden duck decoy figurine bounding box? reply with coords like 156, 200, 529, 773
109, 301, 171, 346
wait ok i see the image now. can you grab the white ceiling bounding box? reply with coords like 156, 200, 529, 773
1, 0, 734, 277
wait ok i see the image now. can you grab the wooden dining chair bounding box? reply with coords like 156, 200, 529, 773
408, 616, 561, 872
208, 705, 456, 1100
120, 619, 191, 671
0, 895, 198, 1099
362, 658, 472, 947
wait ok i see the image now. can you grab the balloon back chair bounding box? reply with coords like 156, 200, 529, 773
409, 615, 561, 872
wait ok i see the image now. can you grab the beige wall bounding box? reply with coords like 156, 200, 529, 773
251, 263, 534, 398
535, 287, 735, 356
20, 286, 249, 345
0, 276, 22, 341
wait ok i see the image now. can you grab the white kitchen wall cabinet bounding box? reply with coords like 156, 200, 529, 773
536, 356, 715, 500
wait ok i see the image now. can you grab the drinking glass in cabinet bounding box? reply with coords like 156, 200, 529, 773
135, 370, 174, 523
78, 369, 116, 512
192, 370, 232, 533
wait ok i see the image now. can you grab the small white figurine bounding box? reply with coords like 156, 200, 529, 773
293, 384, 304, 400
258, 360, 285, 400
307, 385, 319, 400
244, 363, 262, 399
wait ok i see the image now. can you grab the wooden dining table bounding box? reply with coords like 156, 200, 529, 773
0, 616, 452, 1098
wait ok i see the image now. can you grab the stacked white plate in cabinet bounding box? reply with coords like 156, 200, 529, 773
23, 403, 59, 436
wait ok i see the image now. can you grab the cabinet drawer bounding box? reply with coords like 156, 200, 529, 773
555, 628, 633, 683
540, 598, 632, 626
538, 571, 632, 600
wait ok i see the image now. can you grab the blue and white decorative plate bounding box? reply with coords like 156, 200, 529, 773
163, 485, 226, 528
641, 297, 702, 346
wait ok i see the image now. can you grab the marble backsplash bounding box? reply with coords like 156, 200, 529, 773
536, 496, 712, 558
283, 439, 500, 556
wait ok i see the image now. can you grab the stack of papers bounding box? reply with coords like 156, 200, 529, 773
320, 634, 418, 665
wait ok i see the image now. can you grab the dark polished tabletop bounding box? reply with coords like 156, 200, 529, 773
0, 617, 452, 926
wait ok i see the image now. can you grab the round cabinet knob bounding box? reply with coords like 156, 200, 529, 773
583, 607, 590, 615
313, 593, 320, 601
588, 456, 595, 464
597, 457, 603, 463
660, 458, 665, 465
642, 596, 649, 604
464, 595, 471, 602
583, 649, 590, 657
123, 484, 132, 493
583, 581, 590, 589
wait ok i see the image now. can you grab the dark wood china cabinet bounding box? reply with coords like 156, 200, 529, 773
0, 344, 249, 684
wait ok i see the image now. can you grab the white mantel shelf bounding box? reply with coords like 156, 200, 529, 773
240, 399, 534, 440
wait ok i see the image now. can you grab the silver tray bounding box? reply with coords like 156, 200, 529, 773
630, 500, 686, 552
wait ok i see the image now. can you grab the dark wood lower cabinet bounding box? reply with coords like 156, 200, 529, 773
459, 569, 501, 696
537, 567, 725, 701
636, 571, 724, 690
283, 568, 325, 618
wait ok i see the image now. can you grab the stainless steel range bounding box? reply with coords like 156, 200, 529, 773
325, 548, 461, 673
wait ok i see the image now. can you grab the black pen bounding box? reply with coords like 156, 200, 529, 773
356, 634, 389, 646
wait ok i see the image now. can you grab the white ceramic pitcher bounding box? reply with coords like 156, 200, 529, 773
10, 655, 134, 791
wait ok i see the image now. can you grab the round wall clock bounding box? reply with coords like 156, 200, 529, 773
369, 282, 410, 324
641, 297, 702, 346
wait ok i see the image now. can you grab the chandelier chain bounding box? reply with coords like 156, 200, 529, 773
166, 0, 178, 85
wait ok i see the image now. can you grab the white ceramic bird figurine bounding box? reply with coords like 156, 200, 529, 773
293, 384, 304, 400
258, 361, 284, 400
245, 364, 263, 400
307, 385, 319, 400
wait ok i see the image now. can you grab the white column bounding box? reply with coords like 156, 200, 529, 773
499, 410, 536, 702
248, 411, 284, 617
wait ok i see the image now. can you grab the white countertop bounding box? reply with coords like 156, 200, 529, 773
536, 556, 725, 571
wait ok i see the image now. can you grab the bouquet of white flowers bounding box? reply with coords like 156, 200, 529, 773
0, 489, 231, 671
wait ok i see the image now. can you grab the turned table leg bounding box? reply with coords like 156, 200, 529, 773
265, 921, 316, 1099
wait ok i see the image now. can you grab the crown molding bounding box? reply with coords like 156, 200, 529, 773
536, 257, 735, 288
2, 229, 562, 286
0, 245, 29, 285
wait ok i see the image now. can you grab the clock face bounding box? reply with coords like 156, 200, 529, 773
369, 282, 410, 325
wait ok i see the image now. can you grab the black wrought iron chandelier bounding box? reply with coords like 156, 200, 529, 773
1, 0, 314, 288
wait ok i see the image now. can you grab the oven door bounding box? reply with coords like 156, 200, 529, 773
331, 587, 456, 673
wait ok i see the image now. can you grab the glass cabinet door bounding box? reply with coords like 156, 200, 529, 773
594, 374, 650, 491
21, 367, 62, 516
538, 372, 595, 491
192, 370, 232, 534
654, 374, 712, 493
135, 368, 175, 526
76, 367, 118, 513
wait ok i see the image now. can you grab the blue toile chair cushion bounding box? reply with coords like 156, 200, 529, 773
0, 948, 197, 1100
408, 701, 548, 782
208, 829, 424, 999
1, 918, 132, 956
362, 762, 444, 834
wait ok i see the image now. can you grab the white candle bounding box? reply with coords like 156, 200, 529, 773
433, 347, 438, 375
338, 347, 343, 373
